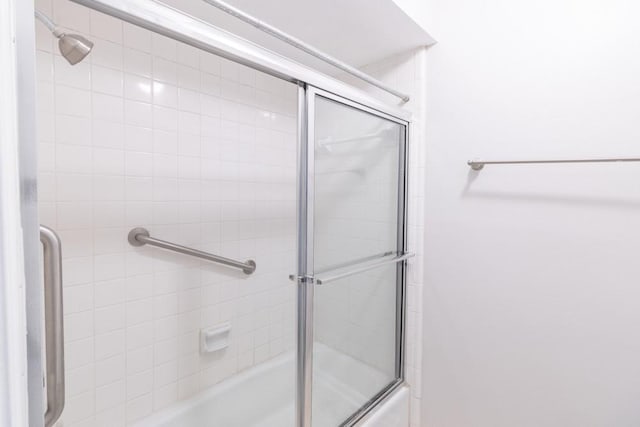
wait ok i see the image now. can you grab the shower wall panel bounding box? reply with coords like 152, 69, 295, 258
35, 1, 297, 425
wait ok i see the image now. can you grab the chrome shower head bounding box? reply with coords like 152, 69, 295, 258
58, 33, 94, 65
35, 10, 94, 65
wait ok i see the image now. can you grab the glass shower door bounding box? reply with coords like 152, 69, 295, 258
302, 88, 409, 427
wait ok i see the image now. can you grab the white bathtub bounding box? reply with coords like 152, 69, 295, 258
133, 344, 409, 427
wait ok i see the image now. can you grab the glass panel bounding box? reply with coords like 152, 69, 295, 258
311, 93, 405, 426
313, 96, 403, 271
312, 264, 399, 427
34, 10, 299, 426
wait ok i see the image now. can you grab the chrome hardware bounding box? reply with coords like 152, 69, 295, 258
127, 227, 256, 275
40, 225, 65, 427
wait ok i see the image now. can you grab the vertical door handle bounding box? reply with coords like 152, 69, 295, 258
40, 225, 65, 427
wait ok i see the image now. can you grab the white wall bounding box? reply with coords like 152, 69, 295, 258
35, 1, 297, 425
390, 0, 430, 35
422, 1, 640, 426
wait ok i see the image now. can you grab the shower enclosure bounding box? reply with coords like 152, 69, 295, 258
24, 0, 411, 426
300, 88, 409, 427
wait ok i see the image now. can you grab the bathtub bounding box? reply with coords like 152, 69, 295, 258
133, 344, 409, 427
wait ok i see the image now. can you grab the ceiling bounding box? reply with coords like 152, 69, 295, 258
161, 0, 435, 75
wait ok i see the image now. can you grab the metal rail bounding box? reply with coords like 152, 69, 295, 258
468, 157, 640, 171
71, 0, 410, 122
315, 252, 414, 285
128, 227, 256, 274
200, 0, 411, 102
34, 10, 57, 32
288, 251, 395, 282
40, 225, 65, 427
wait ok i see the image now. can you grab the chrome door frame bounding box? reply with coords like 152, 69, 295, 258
298, 85, 411, 427
296, 82, 315, 427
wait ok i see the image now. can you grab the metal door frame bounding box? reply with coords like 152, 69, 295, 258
297, 85, 410, 427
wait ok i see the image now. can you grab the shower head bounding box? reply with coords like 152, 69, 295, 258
57, 34, 94, 65
35, 10, 94, 65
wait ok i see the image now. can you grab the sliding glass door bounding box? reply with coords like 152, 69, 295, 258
297, 86, 409, 427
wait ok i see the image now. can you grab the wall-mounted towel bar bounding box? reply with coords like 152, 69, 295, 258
127, 227, 256, 274
468, 157, 640, 171
315, 252, 414, 285
288, 252, 414, 285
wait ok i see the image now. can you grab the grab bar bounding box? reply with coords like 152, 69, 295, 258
40, 225, 65, 427
314, 252, 414, 285
127, 227, 256, 275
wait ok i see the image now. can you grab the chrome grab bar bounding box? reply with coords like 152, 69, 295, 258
310, 252, 414, 285
127, 227, 256, 275
40, 225, 65, 427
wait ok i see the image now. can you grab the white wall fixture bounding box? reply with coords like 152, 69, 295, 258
200, 323, 231, 354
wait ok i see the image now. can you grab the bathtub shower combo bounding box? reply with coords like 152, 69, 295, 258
30, 0, 412, 426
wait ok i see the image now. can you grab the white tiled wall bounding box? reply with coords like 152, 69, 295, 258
35, 1, 297, 425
